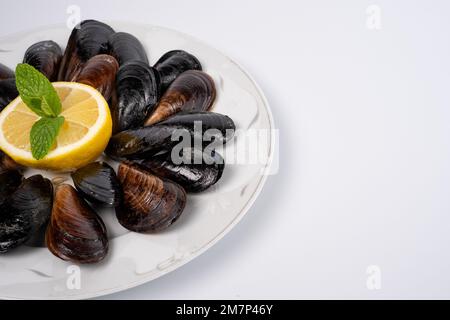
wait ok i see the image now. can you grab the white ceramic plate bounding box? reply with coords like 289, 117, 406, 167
0, 22, 274, 299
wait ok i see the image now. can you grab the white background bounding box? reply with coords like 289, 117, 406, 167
1, 0, 450, 299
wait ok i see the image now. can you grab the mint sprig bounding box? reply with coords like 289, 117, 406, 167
30, 117, 65, 160
15, 64, 65, 160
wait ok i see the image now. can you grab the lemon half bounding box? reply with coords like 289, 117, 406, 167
0, 82, 112, 171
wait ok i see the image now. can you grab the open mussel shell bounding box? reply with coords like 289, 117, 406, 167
0, 63, 14, 80
0, 78, 18, 112
106, 112, 235, 160
46, 184, 108, 264
71, 161, 122, 207
154, 50, 202, 92
142, 148, 225, 193
108, 32, 149, 65
72, 54, 118, 100
58, 20, 115, 81
0, 175, 53, 253
116, 161, 186, 233
144, 70, 215, 125
23, 40, 62, 81
111, 60, 160, 132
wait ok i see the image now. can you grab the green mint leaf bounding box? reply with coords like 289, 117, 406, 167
26, 98, 47, 118
15, 63, 62, 117
30, 116, 65, 160
40, 97, 57, 117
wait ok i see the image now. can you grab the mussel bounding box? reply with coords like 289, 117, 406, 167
72, 54, 118, 100
0, 63, 14, 80
154, 50, 202, 92
0, 169, 23, 207
0, 78, 18, 111
12, 175, 53, 248
106, 124, 183, 160
159, 112, 236, 141
0, 150, 23, 172
0, 175, 53, 253
46, 184, 108, 264
142, 148, 225, 193
58, 20, 115, 81
108, 32, 148, 65
111, 60, 160, 132
23, 40, 62, 81
145, 70, 215, 125
71, 161, 122, 207
116, 161, 186, 233
106, 112, 235, 159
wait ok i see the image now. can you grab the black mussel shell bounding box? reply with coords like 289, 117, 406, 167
13, 175, 53, 248
23, 40, 62, 81
72, 54, 118, 100
0, 150, 23, 172
106, 112, 235, 160
0, 169, 23, 207
71, 161, 122, 207
58, 20, 115, 81
142, 149, 225, 193
154, 50, 202, 92
106, 124, 180, 159
116, 161, 186, 233
145, 70, 215, 125
0, 78, 18, 111
111, 60, 160, 132
0, 175, 53, 252
108, 32, 149, 65
159, 112, 236, 142
0, 63, 14, 80
46, 184, 108, 264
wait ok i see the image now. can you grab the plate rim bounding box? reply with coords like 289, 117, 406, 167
0, 21, 276, 300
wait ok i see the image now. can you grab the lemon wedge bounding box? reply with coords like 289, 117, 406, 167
0, 82, 112, 171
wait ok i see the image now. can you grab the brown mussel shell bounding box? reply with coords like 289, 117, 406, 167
108, 32, 149, 65
72, 54, 119, 100
142, 148, 225, 193
144, 70, 215, 125
0, 150, 23, 172
58, 20, 115, 81
116, 161, 186, 233
23, 40, 62, 81
0, 78, 18, 112
0, 175, 53, 252
111, 60, 161, 132
0, 63, 14, 80
106, 112, 235, 160
71, 161, 122, 207
46, 184, 108, 264
154, 50, 202, 92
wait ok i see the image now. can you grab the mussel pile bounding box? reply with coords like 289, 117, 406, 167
0, 20, 235, 264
